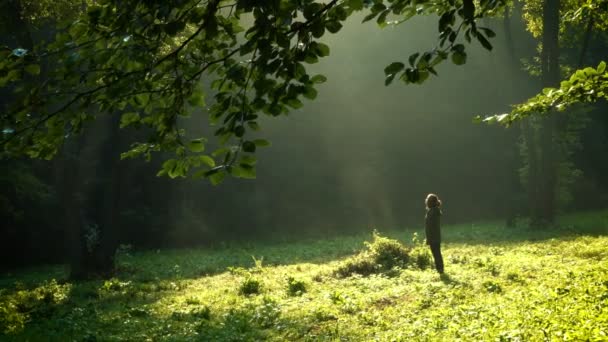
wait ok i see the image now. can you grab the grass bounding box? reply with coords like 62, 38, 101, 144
1, 210, 607, 341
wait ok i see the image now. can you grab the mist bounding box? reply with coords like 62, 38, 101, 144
167, 13, 540, 243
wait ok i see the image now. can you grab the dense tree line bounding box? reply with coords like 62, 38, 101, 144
1, 0, 607, 276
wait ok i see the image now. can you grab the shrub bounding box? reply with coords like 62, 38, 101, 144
368, 233, 410, 269
409, 245, 432, 270
286, 277, 308, 296
0, 279, 70, 334
192, 306, 212, 320
334, 231, 410, 277
239, 277, 262, 296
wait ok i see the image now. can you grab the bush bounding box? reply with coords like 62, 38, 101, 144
334, 232, 410, 277
286, 277, 308, 296
192, 306, 212, 320
369, 234, 410, 269
239, 277, 262, 296
0, 279, 70, 334
409, 245, 432, 270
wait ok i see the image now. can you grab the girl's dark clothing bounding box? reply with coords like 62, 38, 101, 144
425, 207, 441, 245
425, 206, 444, 273
429, 243, 444, 273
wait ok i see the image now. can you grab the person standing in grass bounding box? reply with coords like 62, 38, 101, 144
425, 193, 444, 274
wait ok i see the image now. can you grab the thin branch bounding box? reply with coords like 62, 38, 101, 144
1, 84, 109, 147
152, 0, 220, 68
186, 47, 241, 82
287, 0, 340, 38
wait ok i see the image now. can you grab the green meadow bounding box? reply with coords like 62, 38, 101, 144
1, 211, 607, 341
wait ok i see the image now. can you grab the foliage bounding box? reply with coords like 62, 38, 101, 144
0, 279, 70, 334
0, 211, 607, 340
239, 277, 262, 296
0, 161, 53, 224
286, 276, 308, 296
409, 232, 433, 269
480, 61, 608, 125
334, 231, 409, 277
522, 0, 608, 39
0, 0, 505, 184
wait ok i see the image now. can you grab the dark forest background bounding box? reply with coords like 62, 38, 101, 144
2, 4, 607, 270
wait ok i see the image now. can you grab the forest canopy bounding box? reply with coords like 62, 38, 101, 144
1, 0, 507, 184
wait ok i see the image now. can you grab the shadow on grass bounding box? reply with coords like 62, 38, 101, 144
441, 212, 608, 246
2, 211, 606, 289
1, 282, 329, 341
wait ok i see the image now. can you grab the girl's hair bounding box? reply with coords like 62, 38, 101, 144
425, 193, 442, 209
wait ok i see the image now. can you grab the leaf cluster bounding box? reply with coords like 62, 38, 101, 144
1, 0, 506, 184
380, 0, 505, 86
480, 61, 608, 125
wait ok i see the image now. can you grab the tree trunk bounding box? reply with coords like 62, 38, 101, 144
525, 0, 560, 227
95, 115, 124, 276
57, 136, 88, 280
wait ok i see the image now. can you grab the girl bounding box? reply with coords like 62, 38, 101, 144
425, 193, 444, 274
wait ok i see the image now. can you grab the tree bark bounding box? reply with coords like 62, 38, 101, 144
95, 115, 124, 276
535, 0, 560, 225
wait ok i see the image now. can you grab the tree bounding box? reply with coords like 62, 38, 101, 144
482, 0, 608, 122
481, 0, 608, 225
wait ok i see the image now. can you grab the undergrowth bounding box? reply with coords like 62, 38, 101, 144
0, 210, 607, 341
333, 231, 412, 277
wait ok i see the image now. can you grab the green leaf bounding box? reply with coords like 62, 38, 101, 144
478, 27, 496, 38
315, 43, 330, 57
384, 62, 405, 75
476, 33, 493, 51
304, 53, 319, 64
362, 12, 378, 23
311, 74, 327, 84
325, 20, 343, 33
24, 64, 40, 75
231, 165, 256, 179
198, 155, 215, 167
598, 61, 606, 74
243, 141, 256, 153
161, 159, 179, 179
303, 86, 318, 100
120, 112, 140, 128
212, 147, 230, 157
303, 3, 324, 20
187, 91, 205, 107
451, 51, 467, 65
189, 139, 205, 152
385, 74, 396, 86
208, 170, 226, 185
377, 9, 390, 27
311, 20, 325, 38
240, 155, 257, 165
235, 125, 245, 137
346, 0, 364, 11
285, 98, 303, 109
